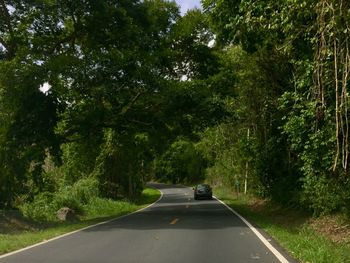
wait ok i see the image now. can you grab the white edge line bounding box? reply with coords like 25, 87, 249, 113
0, 188, 164, 259
214, 196, 290, 263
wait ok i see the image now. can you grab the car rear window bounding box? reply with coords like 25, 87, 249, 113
198, 184, 210, 190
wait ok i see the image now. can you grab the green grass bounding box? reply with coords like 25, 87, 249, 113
214, 187, 350, 263
0, 187, 160, 255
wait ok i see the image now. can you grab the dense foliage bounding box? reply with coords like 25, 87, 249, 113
0, 0, 182, 207
1, 0, 350, 216
201, 0, 350, 214
0, 1, 220, 210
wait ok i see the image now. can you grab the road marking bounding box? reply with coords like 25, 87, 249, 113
214, 196, 290, 263
0, 186, 164, 260
170, 218, 179, 225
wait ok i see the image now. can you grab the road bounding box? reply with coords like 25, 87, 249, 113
0, 183, 296, 263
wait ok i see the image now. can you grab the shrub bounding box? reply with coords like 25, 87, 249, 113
20, 192, 57, 221
71, 177, 99, 204
301, 174, 344, 215
53, 186, 83, 213
19, 177, 100, 221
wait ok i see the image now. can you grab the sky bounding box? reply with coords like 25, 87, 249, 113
175, 0, 202, 15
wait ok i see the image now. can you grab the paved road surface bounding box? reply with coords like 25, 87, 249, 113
0, 183, 296, 263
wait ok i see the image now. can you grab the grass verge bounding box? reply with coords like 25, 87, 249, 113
214, 187, 350, 263
0, 187, 160, 256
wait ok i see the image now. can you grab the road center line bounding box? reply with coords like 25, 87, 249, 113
170, 218, 179, 225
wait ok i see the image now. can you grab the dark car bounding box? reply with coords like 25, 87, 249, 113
193, 184, 212, 200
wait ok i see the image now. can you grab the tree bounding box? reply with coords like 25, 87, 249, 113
0, 0, 181, 205
202, 0, 350, 213
154, 138, 204, 184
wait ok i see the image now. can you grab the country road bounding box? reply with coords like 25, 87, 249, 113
0, 183, 296, 263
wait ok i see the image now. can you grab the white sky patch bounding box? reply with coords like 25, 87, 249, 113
34, 60, 45, 66
180, 75, 188, 81
208, 37, 216, 48
175, 0, 202, 15
0, 43, 6, 51
39, 82, 51, 94
6, 5, 15, 15
57, 21, 65, 29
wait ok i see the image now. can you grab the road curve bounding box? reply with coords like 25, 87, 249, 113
0, 183, 297, 263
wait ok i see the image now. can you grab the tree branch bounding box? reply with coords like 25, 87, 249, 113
119, 92, 143, 116
127, 119, 153, 126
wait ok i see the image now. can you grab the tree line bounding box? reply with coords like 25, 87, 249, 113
1, 0, 349, 216
200, 0, 350, 215
0, 0, 221, 210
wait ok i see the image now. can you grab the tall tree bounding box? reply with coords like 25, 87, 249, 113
202, 0, 350, 213
0, 0, 181, 205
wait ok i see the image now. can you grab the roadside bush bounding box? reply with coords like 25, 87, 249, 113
301, 174, 344, 215
53, 186, 83, 213
71, 177, 99, 205
19, 177, 100, 221
20, 192, 57, 221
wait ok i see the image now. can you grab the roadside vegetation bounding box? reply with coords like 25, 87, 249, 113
215, 187, 350, 263
0, 187, 160, 255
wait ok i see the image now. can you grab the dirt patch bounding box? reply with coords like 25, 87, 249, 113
309, 215, 350, 244
0, 210, 39, 234
248, 198, 267, 212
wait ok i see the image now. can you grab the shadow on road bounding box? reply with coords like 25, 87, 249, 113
82, 188, 248, 232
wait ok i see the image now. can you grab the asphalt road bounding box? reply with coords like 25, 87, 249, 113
0, 183, 296, 263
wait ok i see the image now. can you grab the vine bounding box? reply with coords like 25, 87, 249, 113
314, 0, 350, 173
